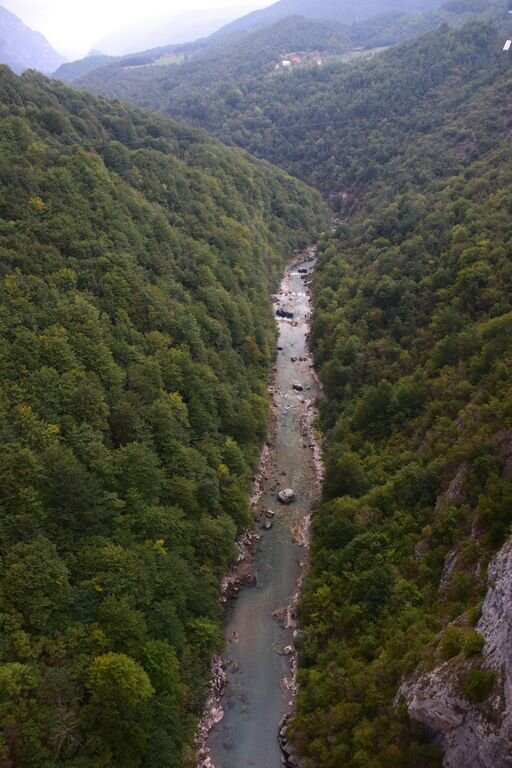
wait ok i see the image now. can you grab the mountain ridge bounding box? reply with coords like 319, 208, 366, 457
54, 0, 466, 84
212, 0, 445, 37
93, 4, 258, 57
0, 4, 65, 73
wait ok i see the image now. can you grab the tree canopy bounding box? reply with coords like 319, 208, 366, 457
0, 64, 326, 767
287, 21, 512, 768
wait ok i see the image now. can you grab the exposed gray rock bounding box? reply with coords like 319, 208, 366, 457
493, 429, 512, 481
278, 488, 296, 504
279, 713, 301, 767
435, 461, 471, 514
399, 537, 512, 768
414, 539, 430, 561
439, 547, 460, 592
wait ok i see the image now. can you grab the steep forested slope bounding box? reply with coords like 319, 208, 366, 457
0, 4, 64, 73
0, 66, 326, 768
284, 22, 512, 768
73, 2, 507, 177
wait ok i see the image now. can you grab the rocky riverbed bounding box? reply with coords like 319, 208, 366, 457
196, 247, 323, 768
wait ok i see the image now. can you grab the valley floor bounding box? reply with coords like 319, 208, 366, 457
201, 250, 323, 768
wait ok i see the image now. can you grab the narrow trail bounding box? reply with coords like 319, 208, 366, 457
197, 247, 323, 768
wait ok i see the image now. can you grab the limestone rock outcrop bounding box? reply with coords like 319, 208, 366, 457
399, 538, 512, 768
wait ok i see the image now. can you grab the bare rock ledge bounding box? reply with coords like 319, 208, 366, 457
399, 537, 512, 768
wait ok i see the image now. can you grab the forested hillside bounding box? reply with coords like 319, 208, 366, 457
60, 15, 355, 90
0, 65, 326, 767
6, 4, 512, 766
282, 22, 512, 768
57, 0, 455, 87
55, 53, 121, 85
72, 1, 506, 172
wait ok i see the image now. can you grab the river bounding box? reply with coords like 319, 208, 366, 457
199, 249, 322, 768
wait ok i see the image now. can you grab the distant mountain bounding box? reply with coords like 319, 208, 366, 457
53, 0, 447, 82
0, 4, 65, 73
93, 5, 261, 56
212, 0, 445, 37
53, 36, 212, 84
54, 53, 119, 84
72, 15, 354, 93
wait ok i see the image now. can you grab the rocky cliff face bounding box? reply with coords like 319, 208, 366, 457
399, 537, 512, 768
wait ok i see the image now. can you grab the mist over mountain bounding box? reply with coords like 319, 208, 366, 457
55, 0, 455, 83
68, 15, 353, 89
93, 5, 261, 56
0, 4, 65, 73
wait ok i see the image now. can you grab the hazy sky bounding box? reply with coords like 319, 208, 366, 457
2, 0, 272, 58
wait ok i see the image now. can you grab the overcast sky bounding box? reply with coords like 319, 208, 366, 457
3, 0, 272, 58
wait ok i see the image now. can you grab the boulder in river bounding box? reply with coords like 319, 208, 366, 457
292, 382, 303, 392
278, 488, 296, 504
262, 520, 273, 530
276, 308, 294, 319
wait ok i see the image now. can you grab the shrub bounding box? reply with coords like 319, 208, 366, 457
463, 668, 496, 703
463, 631, 485, 657
440, 626, 463, 660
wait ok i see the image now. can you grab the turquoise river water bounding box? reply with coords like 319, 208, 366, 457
205, 252, 321, 768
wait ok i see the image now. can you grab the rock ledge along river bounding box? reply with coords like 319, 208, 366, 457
197, 247, 323, 768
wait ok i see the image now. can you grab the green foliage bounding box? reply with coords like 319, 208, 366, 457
462, 668, 496, 702
4, 10, 512, 768
441, 627, 463, 660
75, 11, 508, 198
0, 65, 326, 767
285, 20, 512, 768
463, 631, 485, 657
84, 653, 154, 765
